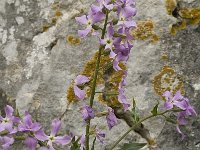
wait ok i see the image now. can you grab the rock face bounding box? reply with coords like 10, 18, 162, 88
0, 0, 199, 150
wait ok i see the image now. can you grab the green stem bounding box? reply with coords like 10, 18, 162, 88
108, 110, 170, 150
85, 11, 109, 150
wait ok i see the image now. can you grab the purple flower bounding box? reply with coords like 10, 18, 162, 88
117, 13, 136, 28
35, 119, 71, 150
91, 0, 113, 13
100, 24, 120, 58
116, 0, 137, 18
73, 75, 90, 100
178, 98, 197, 116
80, 105, 95, 121
75, 9, 105, 38
163, 91, 185, 110
24, 137, 38, 150
106, 107, 118, 130
0, 105, 19, 133
18, 112, 41, 132
95, 129, 105, 143
0, 136, 14, 150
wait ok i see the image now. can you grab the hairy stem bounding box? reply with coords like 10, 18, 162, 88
108, 110, 170, 150
85, 11, 109, 150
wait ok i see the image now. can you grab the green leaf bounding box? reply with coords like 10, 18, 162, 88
70, 137, 81, 150
131, 98, 140, 122
120, 143, 147, 150
151, 103, 159, 116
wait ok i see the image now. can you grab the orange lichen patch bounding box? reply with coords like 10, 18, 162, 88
131, 20, 159, 43
165, 0, 177, 15
66, 85, 77, 103
55, 10, 63, 17
153, 66, 185, 100
161, 53, 169, 61
66, 35, 81, 45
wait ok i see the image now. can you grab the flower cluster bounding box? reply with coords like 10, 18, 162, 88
73, 0, 137, 144
0, 105, 71, 150
163, 91, 197, 138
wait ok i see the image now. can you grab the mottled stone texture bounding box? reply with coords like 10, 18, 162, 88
0, 0, 199, 150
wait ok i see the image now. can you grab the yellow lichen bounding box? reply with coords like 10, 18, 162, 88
161, 53, 169, 61
131, 20, 159, 43
66, 35, 81, 45
153, 66, 185, 100
165, 0, 177, 15
55, 10, 63, 17
66, 85, 77, 103
165, 0, 200, 35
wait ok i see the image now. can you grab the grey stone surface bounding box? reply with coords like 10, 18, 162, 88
0, 0, 199, 150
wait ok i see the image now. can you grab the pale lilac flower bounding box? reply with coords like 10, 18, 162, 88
91, 0, 113, 13
0, 136, 14, 150
18, 112, 41, 132
117, 12, 137, 28
80, 105, 95, 121
95, 129, 105, 143
177, 98, 197, 116
35, 119, 71, 150
106, 107, 118, 130
116, 0, 137, 18
73, 75, 90, 100
75, 9, 105, 38
163, 91, 185, 110
0, 105, 19, 133
100, 24, 119, 58
24, 137, 38, 150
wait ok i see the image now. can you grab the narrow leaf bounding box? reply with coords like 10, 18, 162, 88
120, 143, 147, 150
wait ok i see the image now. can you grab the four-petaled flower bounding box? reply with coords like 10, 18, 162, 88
163, 91, 185, 110
0, 105, 19, 134
18, 112, 41, 132
75, 9, 105, 38
35, 119, 71, 150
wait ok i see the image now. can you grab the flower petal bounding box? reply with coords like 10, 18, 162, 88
78, 27, 92, 38
74, 75, 90, 85
5, 105, 14, 118
75, 15, 88, 25
35, 130, 48, 141
73, 85, 86, 100
24, 137, 37, 150
51, 119, 61, 136
54, 135, 71, 145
